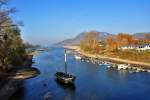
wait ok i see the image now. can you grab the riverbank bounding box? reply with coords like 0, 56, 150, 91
0, 54, 40, 100
64, 45, 150, 69
28, 50, 39, 56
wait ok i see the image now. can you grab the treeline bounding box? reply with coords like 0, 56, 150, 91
80, 31, 100, 53
0, 0, 26, 71
80, 31, 150, 53
105, 33, 150, 52
25, 42, 40, 49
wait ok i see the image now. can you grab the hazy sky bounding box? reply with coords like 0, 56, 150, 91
9, 0, 150, 45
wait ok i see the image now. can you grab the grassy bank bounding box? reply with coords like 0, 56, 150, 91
115, 51, 150, 63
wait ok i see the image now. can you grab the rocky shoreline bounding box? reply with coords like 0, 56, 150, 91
64, 45, 150, 69
0, 54, 40, 100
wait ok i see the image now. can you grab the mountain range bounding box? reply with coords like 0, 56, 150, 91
56, 31, 150, 46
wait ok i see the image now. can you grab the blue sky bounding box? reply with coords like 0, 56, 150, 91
9, 0, 150, 45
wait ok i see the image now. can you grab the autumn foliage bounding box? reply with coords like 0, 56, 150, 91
0, 0, 26, 71
116, 33, 134, 46
105, 36, 117, 52
80, 31, 100, 53
105, 33, 150, 52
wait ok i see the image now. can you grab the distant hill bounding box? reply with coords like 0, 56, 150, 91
56, 31, 113, 46
56, 31, 150, 46
133, 32, 150, 39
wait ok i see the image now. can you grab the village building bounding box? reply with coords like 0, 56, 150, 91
119, 44, 150, 51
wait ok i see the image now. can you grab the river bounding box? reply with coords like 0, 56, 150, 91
11, 47, 150, 100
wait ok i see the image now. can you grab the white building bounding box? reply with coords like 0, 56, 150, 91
119, 44, 150, 51
136, 44, 150, 51
119, 45, 136, 50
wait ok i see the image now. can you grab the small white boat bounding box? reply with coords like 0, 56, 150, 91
129, 71, 134, 74
107, 65, 111, 68
117, 64, 129, 70
135, 70, 140, 73
86, 60, 89, 62
104, 63, 110, 66
137, 68, 142, 72
74, 55, 81, 60
99, 63, 103, 66
81, 59, 84, 61
147, 70, 150, 73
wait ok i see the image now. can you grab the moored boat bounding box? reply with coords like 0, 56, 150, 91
74, 55, 81, 60
55, 49, 76, 84
55, 72, 75, 83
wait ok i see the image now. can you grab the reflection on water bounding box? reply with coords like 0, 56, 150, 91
11, 47, 150, 100
55, 79, 76, 94
55, 79, 76, 90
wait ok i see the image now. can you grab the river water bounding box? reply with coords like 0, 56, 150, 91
11, 47, 150, 100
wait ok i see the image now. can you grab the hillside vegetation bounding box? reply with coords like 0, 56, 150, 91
80, 31, 150, 63
0, 0, 26, 71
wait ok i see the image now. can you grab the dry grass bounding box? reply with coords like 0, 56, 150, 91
114, 50, 150, 63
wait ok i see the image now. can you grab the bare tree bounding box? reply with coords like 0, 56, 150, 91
144, 33, 150, 41
0, 0, 26, 71
80, 31, 100, 53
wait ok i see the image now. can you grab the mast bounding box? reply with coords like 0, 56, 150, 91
64, 49, 67, 74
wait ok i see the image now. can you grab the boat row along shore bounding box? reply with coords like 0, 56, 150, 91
80, 56, 150, 73
64, 45, 150, 73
